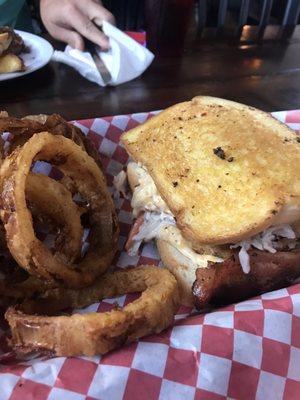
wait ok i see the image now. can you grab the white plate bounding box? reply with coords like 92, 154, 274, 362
0, 30, 53, 82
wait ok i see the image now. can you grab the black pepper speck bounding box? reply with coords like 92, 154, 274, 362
213, 147, 226, 159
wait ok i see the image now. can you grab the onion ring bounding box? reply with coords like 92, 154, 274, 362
0, 253, 55, 306
0, 132, 119, 287
0, 113, 102, 169
0, 276, 50, 305
0, 172, 84, 303
26, 173, 83, 264
6, 266, 179, 356
0, 172, 83, 270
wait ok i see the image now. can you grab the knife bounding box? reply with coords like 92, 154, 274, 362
84, 39, 112, 85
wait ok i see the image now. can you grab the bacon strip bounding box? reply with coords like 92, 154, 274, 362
125, 213, 144, 252
192, 249, 300, 309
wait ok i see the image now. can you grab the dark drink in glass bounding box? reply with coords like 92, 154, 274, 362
145, 0, 194, 57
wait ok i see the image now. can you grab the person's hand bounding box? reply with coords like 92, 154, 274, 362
40, 0, 115, 51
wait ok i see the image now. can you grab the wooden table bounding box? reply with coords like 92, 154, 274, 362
1, 26, 300, 119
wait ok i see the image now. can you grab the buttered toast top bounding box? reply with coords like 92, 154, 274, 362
121, 96, 300, 245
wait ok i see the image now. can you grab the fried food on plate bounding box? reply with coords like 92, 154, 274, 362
121, 96, 300, 307
6, 266, 179, 356
0, 26, 28, 74
0, 27, 28, 56
0, 53, 24, 73
0, 132, 118, 288
0, 32, 12, 56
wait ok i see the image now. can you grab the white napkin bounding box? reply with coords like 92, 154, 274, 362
51, 21, 154, 86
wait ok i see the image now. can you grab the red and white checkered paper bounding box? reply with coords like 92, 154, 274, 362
0, 109, 300, 400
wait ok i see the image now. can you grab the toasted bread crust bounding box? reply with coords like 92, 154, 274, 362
122, 96, 300, 245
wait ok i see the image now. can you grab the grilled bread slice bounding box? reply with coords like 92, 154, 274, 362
122, 96, 300, 245
126, 159, 231, 307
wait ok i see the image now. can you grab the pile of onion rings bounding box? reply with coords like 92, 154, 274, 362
1, 132, 118, 287
0, 113, 179, 356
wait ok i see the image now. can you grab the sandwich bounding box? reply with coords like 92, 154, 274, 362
120, 96, 300, 307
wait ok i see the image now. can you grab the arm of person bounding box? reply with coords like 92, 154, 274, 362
40, 0, 115, 50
